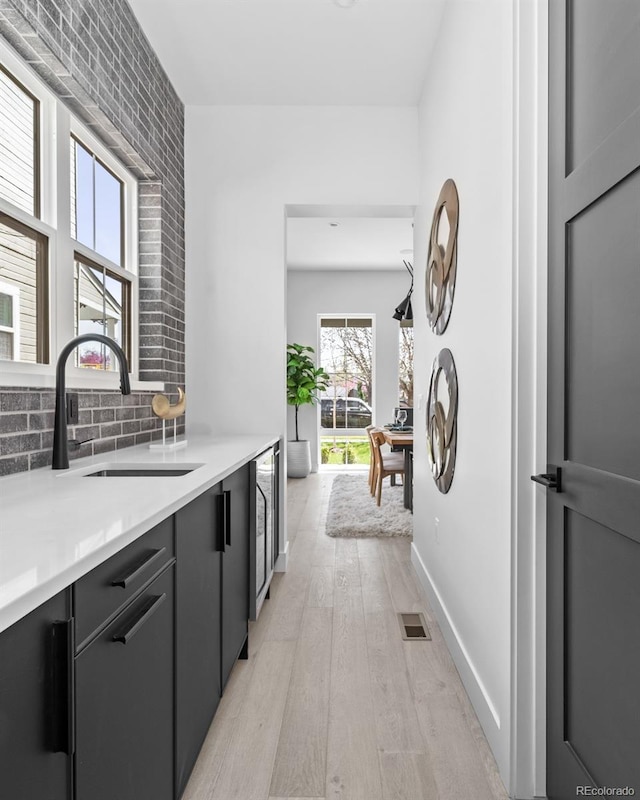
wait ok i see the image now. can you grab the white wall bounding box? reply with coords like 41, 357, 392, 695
185, 106, 419, 559
287, 268, 408, 471
411, 0, 515, 787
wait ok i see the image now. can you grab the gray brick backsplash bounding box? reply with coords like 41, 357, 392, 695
0, 455, 29, 476
92, 408, 116, 423
0, 388, 170, 472
0, 414, 29, 434
29, 411, 55, 430
29, 450, 51, 469
93, 438, 116, 456
122, 420, 140, 435
73, 424, 100, 440
0, 0, 186, 474
0, 432, 41, 456
98, 393, 124, 408
0, 392, 41, 412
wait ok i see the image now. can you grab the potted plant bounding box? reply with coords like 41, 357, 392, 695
286, 343, 330, 478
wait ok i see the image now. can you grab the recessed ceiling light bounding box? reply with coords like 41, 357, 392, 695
333, 0, 357, 7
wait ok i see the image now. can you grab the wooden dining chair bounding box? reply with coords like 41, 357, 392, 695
370, 429, 405, 506
365, 425, 378, 493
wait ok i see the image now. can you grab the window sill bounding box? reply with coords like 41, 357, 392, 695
0, 363, 164, 392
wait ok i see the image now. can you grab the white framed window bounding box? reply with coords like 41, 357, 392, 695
0, 38, 148, 389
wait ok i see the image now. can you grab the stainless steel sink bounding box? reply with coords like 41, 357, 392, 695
85, 467, 195, 477
58, 461, 204, 478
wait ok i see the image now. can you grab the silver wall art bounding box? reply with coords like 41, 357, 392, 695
426, 348, 458, 494
426, 178, 459, 335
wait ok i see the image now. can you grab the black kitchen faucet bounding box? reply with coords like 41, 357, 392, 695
52, 334, 131, 469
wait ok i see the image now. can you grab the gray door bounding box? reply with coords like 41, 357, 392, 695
545, 3, 640, 798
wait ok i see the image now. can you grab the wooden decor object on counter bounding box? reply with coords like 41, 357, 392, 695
150, 387, 187, 449
426, 178, 459, 335
152, 386, 186, 420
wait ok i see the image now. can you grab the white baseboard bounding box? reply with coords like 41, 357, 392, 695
274, 539, 289, 572
410, 543, 508, 780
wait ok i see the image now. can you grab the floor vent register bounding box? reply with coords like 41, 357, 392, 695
398, 612, 431, 641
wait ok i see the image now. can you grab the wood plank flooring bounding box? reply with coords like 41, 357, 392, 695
183, 473, 508, 800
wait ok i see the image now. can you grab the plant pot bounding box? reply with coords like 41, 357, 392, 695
287, 440, 312, 478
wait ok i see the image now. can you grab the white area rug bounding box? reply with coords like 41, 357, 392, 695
325, 473, 413, 538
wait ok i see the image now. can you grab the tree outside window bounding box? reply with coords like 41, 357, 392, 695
399, 326, 414, 406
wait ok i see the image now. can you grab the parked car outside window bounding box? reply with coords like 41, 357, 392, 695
320, 398, 372, 429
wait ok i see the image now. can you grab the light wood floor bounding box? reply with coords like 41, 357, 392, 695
183, 473, 509, 800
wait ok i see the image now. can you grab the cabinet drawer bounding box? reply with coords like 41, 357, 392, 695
75, 566, 174, 800
74, 517, 174, 646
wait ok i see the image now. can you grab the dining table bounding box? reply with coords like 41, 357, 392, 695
382, 428, 414, 511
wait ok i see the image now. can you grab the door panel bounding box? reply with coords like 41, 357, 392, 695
566, 171, 640, 480
548, 2, 640, 797
565, 511, 640, 788
568, 0, 640, 171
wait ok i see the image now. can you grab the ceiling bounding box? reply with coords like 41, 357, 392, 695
287, 213, 414, 271
126, 0, 445, 106
126, 0, 434, 271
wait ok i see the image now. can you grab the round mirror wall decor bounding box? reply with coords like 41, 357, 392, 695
426, 179, 459, 334
426, 348, 458, 494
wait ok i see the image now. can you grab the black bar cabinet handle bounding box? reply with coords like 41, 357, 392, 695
112, 593, 166, 644
216, 492, 226, 552
224, 490, 232, 547
51, 619, 75, 755
111, 547, 167, 588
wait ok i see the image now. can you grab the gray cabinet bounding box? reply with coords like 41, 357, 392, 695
175, 484, 223, 796
73, 518, 176, 800
75, 566, 175, 800
0, 590, 72, 800
175, 465, 251, 796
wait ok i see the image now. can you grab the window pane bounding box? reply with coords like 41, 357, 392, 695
320, 317, 373, 430
399, 326, 414, 406
0, 68, 38, 215
71, 138, 122, 266
104, 272, 123, 344
72, 139, 95, 250
0, 215, 47, 363
0, 330, 13, 359
320, 435, 370, 466
0, 292, 13, 326
95, 160, 122, 265
75, 258, 128, 370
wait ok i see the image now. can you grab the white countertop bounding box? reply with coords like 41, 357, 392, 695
0, 434, 279, 633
